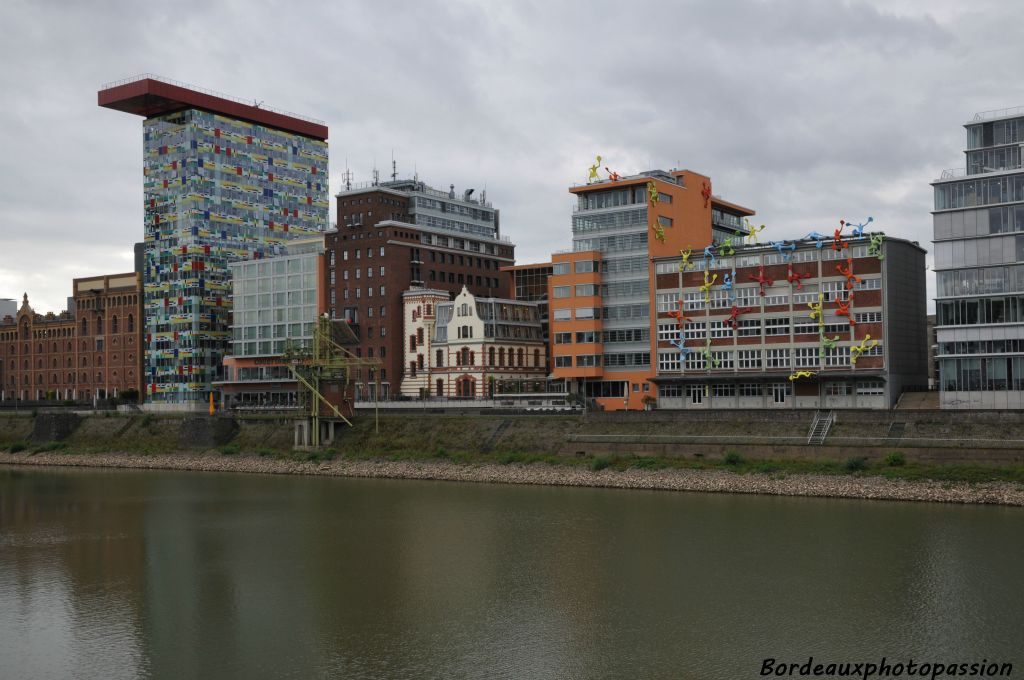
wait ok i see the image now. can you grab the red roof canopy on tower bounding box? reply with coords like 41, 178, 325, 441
98, 75, 328, 141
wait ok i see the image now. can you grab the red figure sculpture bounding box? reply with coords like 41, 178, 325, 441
605, 167, 622, 181
836, 257, 862, 290
701, 181, 712, 208
727, 304, 755, 330
748, 265, 774, 296
786, 263, 812, 290
832, 224, 848, 251
835, 294, 856, 327
667, 299, 692, 327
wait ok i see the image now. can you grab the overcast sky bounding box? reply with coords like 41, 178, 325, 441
1, 0, 1021, 314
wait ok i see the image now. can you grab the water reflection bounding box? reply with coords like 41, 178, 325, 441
1, 467, 1021, 680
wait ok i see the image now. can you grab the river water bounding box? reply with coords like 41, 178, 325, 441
0, 466, 1021, 679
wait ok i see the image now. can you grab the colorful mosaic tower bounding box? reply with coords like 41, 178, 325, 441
99, 76, 329, 405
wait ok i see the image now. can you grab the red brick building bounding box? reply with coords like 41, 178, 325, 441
0, 273, 144, 403
325, 179, 515, 399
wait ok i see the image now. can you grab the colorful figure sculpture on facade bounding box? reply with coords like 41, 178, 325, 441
749, 265, 773, 296
850, 335, 879, 364
651, 220, 666, 243
808, 293, 825, 329
786, 262, 812, 290
667, 299, 691, 327
670, 335, 692, 362
743, 218, 767, 244
837, 258, 862, 290
770, 240, 796, 262
718, 236, 736, 257
843, 216, 873, 238
868, 233, 885, 260
819, 334, 840, 358
835, 295, 856, 326
701, 180, 712, 208
702, 338, 720, 368
647, 180, 659, 204
700, 269, 718, 303
832, 224, 848, 251
587, 155, 602, 184
723, 270, 737, 301
678, 248, 695, 272
605, 167, 622, 181
803, 231, 829, 248
727, 304, 754, 330
702, 245, 717, 270
788, 370, 817, 381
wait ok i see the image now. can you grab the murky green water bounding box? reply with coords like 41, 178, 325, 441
1, 466, 1021, 679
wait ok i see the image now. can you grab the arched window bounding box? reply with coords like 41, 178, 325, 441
37, 343, 42, 353
127, 314, 134, 332
470, 351, 475, 366
488, 347, 495, 365
37, 358, 42, 369
112, 315, 119, 334
96, 316, 103, 335
517, 348, 524, 366
81, 356, 88, 367
436, 349, 443, 367
416, 354, 424, 370
417, 327, 424, 345
498, 348, 505, 367
534, 349, 540, 367
81, 318, 88, 335
52, 342, 57, 353
97, 356, 103, 366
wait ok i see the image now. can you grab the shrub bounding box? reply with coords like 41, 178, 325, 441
433, 446, 449, 459
755, 462, 781, 474
219, 443, 240, 455
256, 448, 277, 457
723, 451, 744, 466
590, 456, 613, 471
885, 452, 906, 467
32, 442, 67, 454
304, 448, 337, 463
9, 442, 27, 453
844, 456, 869, 472
141, 414, 154, 427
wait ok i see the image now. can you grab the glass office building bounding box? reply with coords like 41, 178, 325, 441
933, 107, 1024, 408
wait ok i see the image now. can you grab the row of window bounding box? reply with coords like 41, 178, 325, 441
938, 339, 1024, 356
656, 345, 882, 371
657, 381, 884, 397
553, 353, 650, 369
939, 356, 1024, 391
936, 295, 1024, 326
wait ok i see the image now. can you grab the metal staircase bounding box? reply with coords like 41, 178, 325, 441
807, 410, 835, 445
886, 421, 906, 444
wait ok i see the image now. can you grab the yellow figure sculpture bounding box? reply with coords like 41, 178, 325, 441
743, 218, 767, 244
587, 155, 602, 184
678, 248, 694, 272
788, 370, 817, 381
807, 293, 825, 329
651, 221, 666, 243
647, 180, 659, 204
700, 269, 718, 303
850, 334, 879, 364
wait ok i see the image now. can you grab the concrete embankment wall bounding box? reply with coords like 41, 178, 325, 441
1, 409, 1023, 466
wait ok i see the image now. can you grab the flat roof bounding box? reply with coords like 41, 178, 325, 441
98, 75, 328, 140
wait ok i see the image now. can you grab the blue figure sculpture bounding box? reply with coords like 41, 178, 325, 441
770, 240, 796, 262
670, 335, 692, 363
702, 245, 717, 270
846, 216, 873, 238
723, 270, 737, 301
803, 231, 828, 249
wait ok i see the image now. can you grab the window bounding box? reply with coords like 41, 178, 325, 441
737, 319, 761, 337
795, 347, 818, 368
553, 286, 571, 298
738, 350, 761, 369
824, 346, 851, 366
765, 349, 790, 368
657, 215, 673, 227
793, 284, 819, 305
656, 292, 679, 313
765, 317, 790, 336
576, 354, 601, 367
709, 321, 731, 338
684, 353, 705, 370
739, 383, 761, 397
657, 322, 679, 342
684, 322, 706, 340
554, 356, 572, 368
854, 277, 881, 291
764, 289, 788, 306
576, 307, 598, 320
575, 331, 598, 343
854, 311, 882, 323
552, 262, 570, 275
822, 281, 849, 302
712, 384, 735, 397
575, 284, 599, 297
657, 351, 681, 372
554, 332, 572, 344
825, 382, 850, 396
856, 381, 884, 395
574, 260, 599, 273
711, 351, 733, 368
553, 309, 571, 321
683, 292, 705, 311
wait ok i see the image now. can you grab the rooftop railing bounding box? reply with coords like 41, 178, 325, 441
99, 73, 326, 126
971, 106, 1024, 122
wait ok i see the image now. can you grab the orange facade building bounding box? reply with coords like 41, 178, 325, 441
548, 169, 754, 410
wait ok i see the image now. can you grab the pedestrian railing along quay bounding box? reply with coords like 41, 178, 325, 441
564, 433, 1024, 450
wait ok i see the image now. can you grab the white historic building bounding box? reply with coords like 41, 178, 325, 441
402, 287, 547, 398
